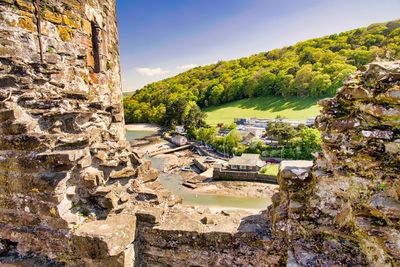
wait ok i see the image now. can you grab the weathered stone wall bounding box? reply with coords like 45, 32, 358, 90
134, 208, 286, 267
0, 0, 161, 265
271, 62, 400, 266
136, 228, 283, 266
213, 168, 277, 184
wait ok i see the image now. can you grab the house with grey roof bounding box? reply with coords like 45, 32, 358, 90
227, 153, 266, 172
213, 153, 276, 183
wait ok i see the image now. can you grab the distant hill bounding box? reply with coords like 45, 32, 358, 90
123, 91, 135, 97
124, 19, 400, 126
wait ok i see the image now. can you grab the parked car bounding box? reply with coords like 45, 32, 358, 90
266, 159, 280, 164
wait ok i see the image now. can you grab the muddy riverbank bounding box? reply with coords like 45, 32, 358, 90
153, 150, 278, 199
125, 123, 161, 141
127, 131, 278, 211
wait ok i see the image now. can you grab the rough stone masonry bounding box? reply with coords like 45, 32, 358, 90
0, 0, 399, 266
0, 0, 163, 265
270, 61, 400, 266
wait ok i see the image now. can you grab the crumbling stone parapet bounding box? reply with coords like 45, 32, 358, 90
0, 0, 164, 265
272, 61, 400, 266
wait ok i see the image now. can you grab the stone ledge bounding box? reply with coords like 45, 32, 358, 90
72, 214, 136, 258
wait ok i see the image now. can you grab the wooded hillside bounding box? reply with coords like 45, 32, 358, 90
124, 20, 400, 126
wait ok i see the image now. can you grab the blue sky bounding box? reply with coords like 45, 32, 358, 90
116, 0, 400, 92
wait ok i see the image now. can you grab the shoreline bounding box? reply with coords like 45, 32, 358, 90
132, 135, 278, 211
208, 206, 263, 214
125, 123, 161, 132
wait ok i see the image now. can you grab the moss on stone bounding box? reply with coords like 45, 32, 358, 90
57, 26, 72, 41
63, 14, 80, 29
15, 0, 35, 13
43, 9, 63, 24
17, 16, 35, 32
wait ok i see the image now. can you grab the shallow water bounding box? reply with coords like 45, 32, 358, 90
125, 130, 156, 140
159, 173, 270, 209
149, 156, 271, 210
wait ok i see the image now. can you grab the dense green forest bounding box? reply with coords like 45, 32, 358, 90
124, 20, 400, 127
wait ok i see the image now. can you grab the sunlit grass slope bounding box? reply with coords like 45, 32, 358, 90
204, 96, 321, 125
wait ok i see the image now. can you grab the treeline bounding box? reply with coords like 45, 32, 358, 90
124, 20, 400, 127
193, 122, 322, 160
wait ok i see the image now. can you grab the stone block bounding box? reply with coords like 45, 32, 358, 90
82, 19, 92, 36
0, 109, 18, 122
96, 191, 118, 209
385, 142, 400, 154
63, 14, 81, 29
0, 134, 46, 151
369, 194, 400, 220
279, 160, 313, 181
358, 103, 400, 125
81, 167, 104, 188
338, 86, 371, 100
15, 0, 35, 13
376, 87, 400, 105
0, 0, 15, 4
109, 167, 136, 179
72, 214, 136, 258
136, 161, 158, 183
43, 10, 63, 24
36, 148, 90, 169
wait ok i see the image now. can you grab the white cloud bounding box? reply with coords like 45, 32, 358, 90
176, 64, 198, 70
135, 67, 169, 76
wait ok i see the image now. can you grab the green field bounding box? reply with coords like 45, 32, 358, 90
260, 164, 280, 176
204, 96, 322, 125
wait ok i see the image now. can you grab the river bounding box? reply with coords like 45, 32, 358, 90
126, 128, 271, 210
125, 130, 157, 140
150, 156, 271, 210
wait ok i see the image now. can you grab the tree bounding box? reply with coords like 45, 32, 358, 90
183, 103, 207, 130
349, 47, 375, 67
209, 84, 224, 105
195, 127, 218, 144
247, 139, 269, 154
225, 78, 244, 101
165, 98, 188, 126
259, 71, 276, 95
292, 64, 314, 96
266, 121, 297, 145
309, 73, 332, 97
300, 128, 322, 152
222, 129, 243, 154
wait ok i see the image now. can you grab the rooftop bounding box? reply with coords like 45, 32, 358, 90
228, 154, 265, 167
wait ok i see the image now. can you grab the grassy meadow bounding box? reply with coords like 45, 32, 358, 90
203, 96, 322, 125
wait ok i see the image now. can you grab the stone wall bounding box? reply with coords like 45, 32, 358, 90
271, 62, 400, 266
134, 207, 286, 267
0, 0, 162, 265
213, 168, 277, 184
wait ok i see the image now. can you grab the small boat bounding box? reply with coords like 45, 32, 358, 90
204, 157, 216, 163
181, 166, 192, 171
